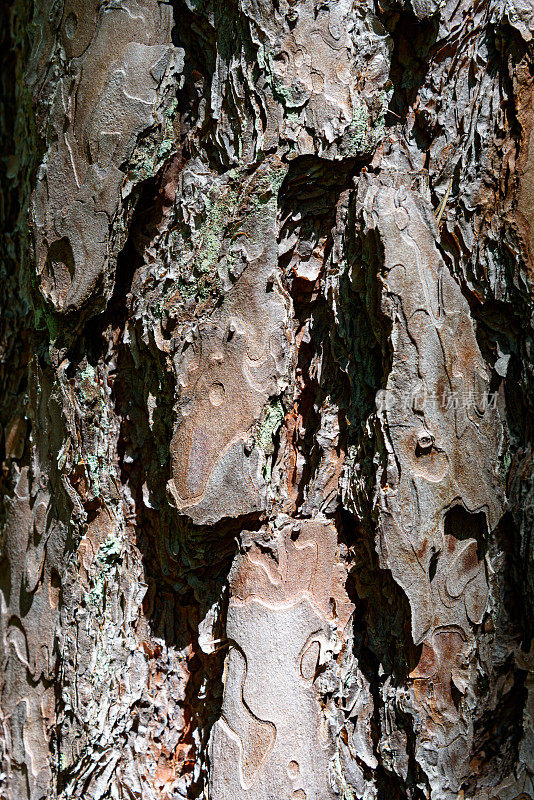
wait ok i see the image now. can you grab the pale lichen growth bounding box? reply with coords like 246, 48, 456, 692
84, 532, 123, 609
254, 397, 284, 480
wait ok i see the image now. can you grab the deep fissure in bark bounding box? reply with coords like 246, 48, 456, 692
1, 0, 533, 798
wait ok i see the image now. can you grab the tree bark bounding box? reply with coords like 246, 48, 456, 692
1, 1, 533, 799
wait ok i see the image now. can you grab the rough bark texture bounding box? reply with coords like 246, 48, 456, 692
1, 1, 533, 799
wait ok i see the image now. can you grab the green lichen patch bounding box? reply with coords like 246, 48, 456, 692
66, 362, 115, 500
97, 533, 123, 569
339, 91, 391, 158
84, 532, 123, 609
253, 396, 284, 480
150, 156, 288, 321
255, 397, 284, 453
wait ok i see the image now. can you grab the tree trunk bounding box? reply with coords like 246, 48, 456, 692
1, 0, 533, 798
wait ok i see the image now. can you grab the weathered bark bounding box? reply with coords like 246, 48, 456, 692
1, 0, 533, 799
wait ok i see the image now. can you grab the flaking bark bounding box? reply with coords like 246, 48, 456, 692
0, 1, 533, 799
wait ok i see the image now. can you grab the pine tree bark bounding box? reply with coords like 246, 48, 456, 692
1, 1, 533, 799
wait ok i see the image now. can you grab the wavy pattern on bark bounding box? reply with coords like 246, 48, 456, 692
0, 0, 533, 799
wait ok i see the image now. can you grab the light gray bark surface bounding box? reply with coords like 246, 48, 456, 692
0, 0, 533, 799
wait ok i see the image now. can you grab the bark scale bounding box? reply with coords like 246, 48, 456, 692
0, 1, 533, 799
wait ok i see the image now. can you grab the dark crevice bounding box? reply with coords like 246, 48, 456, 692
487, 21, 529, 141
277, 155, 371, 513
492, 511, 533, 648
443, 504, 488, 548
0, 0, 38, 525
340, 512, 421, 685
337, 509, 423, 800
469, 666, 527, 794
428, 549, 439, 583
64, 153, 184, 373
111, 319, 238, 798
170, 0, 262, 172
274, 153, 424, 797
378, 4, 439, 136
170, 0, 217, 163
326, 182, 427, 796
